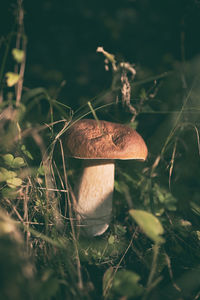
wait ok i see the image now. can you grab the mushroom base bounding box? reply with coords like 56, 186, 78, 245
75, 160, 114, 236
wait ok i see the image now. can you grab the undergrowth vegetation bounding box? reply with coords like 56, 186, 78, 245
1, 2, 200, 300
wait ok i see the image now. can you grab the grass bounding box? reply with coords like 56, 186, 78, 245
1, 2, 200, 300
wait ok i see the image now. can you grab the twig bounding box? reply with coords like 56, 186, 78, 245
5, 198, 24, 223
168, 139, 177, 190
165, 252, 181, 292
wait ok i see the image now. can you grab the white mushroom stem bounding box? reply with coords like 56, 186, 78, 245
75, 159, 114, 236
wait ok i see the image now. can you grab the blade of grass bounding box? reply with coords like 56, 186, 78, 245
161, 79, 197, 157
59, 138, 83, 290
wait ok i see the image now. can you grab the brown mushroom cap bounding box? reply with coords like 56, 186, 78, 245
63, 119, 148, 160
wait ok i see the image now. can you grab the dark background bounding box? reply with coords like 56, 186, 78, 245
1, 0, 200, 111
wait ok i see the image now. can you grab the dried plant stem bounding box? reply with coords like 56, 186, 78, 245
165, 252, 181, 292
32, 129, 62, 231
15, 0, 27, 107
16, 36, 27, 106
59, 138, 83, 290
0, 32, 14, 91
5, 198, 23, 223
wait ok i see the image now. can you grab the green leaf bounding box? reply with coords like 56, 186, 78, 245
12, 157, 25, 168
153, 184, 177, 211
129, 121, 138, 130
129, 209, 165, 244
140, 88, 148, 101
3, 154, 25, 168
3, 154, 14, 166
21, 145, 34, 160
0, 168, 9, 181
12, 48, 24, 63
0, 167, 17, 181
112, 270, 144, 298
108, 235, 115, 245
190, 202, 200, 216
6, 177, 22, 188
5, 72, 20, 87
114, 181, 123, 193
38, 165, 45, 176
155, 185, 165, 203
114, 224, 126, 236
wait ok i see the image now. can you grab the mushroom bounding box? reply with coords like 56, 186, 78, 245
63, 119, 148, 236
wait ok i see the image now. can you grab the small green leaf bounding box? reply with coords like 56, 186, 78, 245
12, 157, 25, 168
5, 72, 20, 87
114, 224, 126, 236
6, 177, 22, 188
129, 121, 138, 130
190, 202, 200, 216
108, 235, 115, 245
153, 184, 177, 212
3, 154, 25, 168
155, 186, 165, 203
129, 209, 165, 244
112, 270, 144, 298
3, 154, 14, 166
8, 170, 17, 179
38, 165, 45, 176
0, 168, 17, 181
140, 88, 148, 101
0, 168, 9, 181
12, 48, 24, 63
21, 145, 34, 160
114, 181, 123, 193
